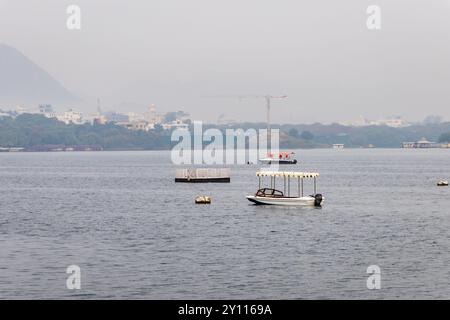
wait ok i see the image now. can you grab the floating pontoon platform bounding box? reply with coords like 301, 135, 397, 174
175, 168, 231, 183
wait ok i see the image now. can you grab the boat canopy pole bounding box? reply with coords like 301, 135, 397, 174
259, 176, 261, 189
314, 177, 317, 195
288, 176, 290, 197
254, 171, 319, 197
301, 178, 304, 197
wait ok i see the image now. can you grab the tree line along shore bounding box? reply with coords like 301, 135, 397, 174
1, 114, 450, 151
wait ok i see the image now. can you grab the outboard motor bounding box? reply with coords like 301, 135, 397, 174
314, 194, 323, 207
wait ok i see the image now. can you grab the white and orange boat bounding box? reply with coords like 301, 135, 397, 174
259, 152, 297, 165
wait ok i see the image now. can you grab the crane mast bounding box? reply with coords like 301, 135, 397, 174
210, 94, 287, 146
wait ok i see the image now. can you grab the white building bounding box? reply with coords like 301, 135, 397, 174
16, 105, 36, 114
341, 116, 410, 128
340, 116, 371, 127
162, 119, 189, 131
402, 138, 439, 148
371, 117, 410, 128
0, 111, 10, 118
84, 112, 107, 125
144, 104, 163, 125
38, 104, 56, 118
117, 120, 155, 131
57, 109, 84, 125
127, 112, 145, 122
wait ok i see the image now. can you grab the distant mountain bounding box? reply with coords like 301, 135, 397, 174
0, 44, 78, 106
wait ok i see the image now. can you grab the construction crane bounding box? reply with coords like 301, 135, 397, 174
206, 94, 288, 143
236, 95, 288, 143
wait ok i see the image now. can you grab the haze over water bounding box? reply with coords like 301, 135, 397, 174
0, 149, 449, 299
1, 0, 450, 122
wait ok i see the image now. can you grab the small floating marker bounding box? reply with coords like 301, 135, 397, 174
195, 196, 211, 204
437, 180, 449, 187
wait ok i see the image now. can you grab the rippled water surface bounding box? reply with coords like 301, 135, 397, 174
0, 149, 449, 299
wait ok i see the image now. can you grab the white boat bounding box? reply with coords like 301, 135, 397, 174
259, 152, 297, 165
246, 189, 322, 206
437, 180, 449, 187
246, 171, 323, 207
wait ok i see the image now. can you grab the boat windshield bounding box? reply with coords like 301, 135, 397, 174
256, 188, 284, 197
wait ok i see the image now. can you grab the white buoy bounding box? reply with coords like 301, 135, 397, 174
437, 180, 449, 187
195, 196, 211, 204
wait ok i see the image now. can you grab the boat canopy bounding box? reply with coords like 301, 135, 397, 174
256, 171, 319, 178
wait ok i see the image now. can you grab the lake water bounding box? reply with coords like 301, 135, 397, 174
0, 149, 449, 299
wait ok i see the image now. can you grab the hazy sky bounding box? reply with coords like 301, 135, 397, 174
1, 0, 450, 123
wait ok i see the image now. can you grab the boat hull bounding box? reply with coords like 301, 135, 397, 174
259, 159, 297, 165
175, 177, 230, 183
246, 195, 321, 206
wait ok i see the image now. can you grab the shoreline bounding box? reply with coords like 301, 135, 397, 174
1, 147, 450, 153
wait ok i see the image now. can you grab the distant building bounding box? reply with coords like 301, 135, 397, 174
340, 116, 371, 127
162, 119, 189, 131
126, 113, 139, 122
14, 104, 56, 118
116, 120, 153, 131
402, 138, 440, 148
113, 105, 168, 131
373, 117, 410, 128
145, 105, 163, 125
38, 104, 56, 118
0, 110, 10, 118
100, 105, 191, 131
341, 116, 410, 128
129, 121, 149, 131
16, 105, 34, 114
104, 111, 129, 123
57, 109, 84, 125
0, 147, 25, 152
93, 115, 107, 125
86, 112, 108, 125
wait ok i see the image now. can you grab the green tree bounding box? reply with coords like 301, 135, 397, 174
300, 130, 314, 140
163, 112, 177, 123
439, 132, 450, 143
288, 128, 299, 138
